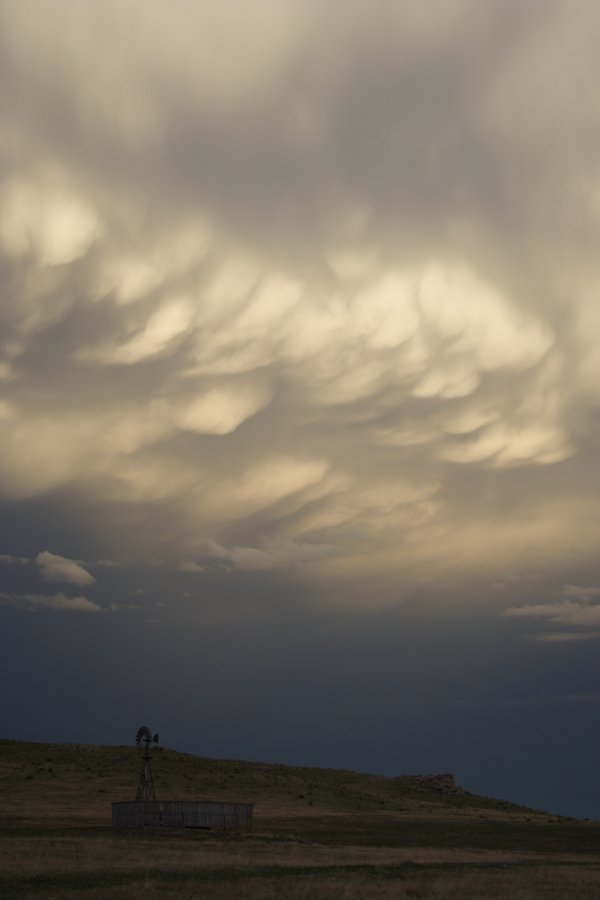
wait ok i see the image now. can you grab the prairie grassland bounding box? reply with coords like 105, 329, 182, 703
2, 836, 600, 900
77, 865, 600, 900
1, 740, 599, 898
3, 823, 600, 899
2, 826, 592, 875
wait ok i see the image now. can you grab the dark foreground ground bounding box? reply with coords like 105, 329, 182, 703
1, 740, 599, 898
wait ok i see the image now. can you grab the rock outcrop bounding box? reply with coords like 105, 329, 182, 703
394, 772, 466, 796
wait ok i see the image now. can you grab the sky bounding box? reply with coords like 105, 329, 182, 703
1, 0, 600, 819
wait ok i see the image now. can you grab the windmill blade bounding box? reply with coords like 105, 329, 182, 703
136, 726, 152, 747
153, 733, 159, 744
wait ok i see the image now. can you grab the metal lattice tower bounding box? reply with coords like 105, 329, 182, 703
134, 726, 159, 801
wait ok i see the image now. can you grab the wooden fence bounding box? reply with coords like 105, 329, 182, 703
112, 799, 253, 831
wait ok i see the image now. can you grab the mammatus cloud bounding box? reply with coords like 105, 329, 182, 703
1, 1, 600, 596
0, 592, 101, 613
35, 552, 95, 587
504, 586, 600, 642
180, 537, 341, 573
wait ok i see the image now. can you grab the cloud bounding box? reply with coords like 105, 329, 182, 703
176, 384, 273, 436
36, 552, 95, 587
504, 585, 600, 642
0, 592, 102, 613
0, 554, 30, 565
0, 178, 98, 266
504, 601, 600, 625
178, 561, 207, 573
183, 537, 341, 573
76, 299, 193, 365
561, 585, 600, 602
530, 631, 600, 644
0, 1, 599, 596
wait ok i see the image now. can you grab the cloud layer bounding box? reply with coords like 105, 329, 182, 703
1, 0, 600, 596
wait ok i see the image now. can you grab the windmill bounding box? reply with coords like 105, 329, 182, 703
135, 726, 159, 801
113, 725, 253, 830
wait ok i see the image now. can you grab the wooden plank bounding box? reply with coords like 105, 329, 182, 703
112, 800, 253, 831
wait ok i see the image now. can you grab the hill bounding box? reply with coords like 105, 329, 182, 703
0, 737, 548, 826
1, 739, 600, 898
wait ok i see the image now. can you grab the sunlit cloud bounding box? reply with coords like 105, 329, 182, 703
504, 585, 600, 643
36, 552, 96, 587
176, 384, 273, 436
77, 299, 193, 365
0, 177, 98, 266
182, 536, 341, 573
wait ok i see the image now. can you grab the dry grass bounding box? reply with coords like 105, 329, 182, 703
6, 862, 600, 900
0, 829, 594, 876
3, 829, 600, 899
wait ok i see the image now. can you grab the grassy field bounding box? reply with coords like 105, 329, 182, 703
1, 739, 599, 898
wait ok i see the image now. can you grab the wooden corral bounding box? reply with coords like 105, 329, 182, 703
112, 799, 253, 831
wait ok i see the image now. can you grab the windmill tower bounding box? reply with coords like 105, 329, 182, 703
135, 726, 159, 801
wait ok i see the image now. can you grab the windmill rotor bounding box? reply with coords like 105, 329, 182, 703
136, 726, 153, 748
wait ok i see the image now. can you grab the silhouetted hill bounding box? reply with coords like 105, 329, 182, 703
0, 738, 559, 829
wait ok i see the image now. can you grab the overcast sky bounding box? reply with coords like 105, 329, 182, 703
2, 0, 600, 819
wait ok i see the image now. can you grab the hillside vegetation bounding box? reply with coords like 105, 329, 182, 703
1, 739, 600, 898
0, 738, 538, 825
